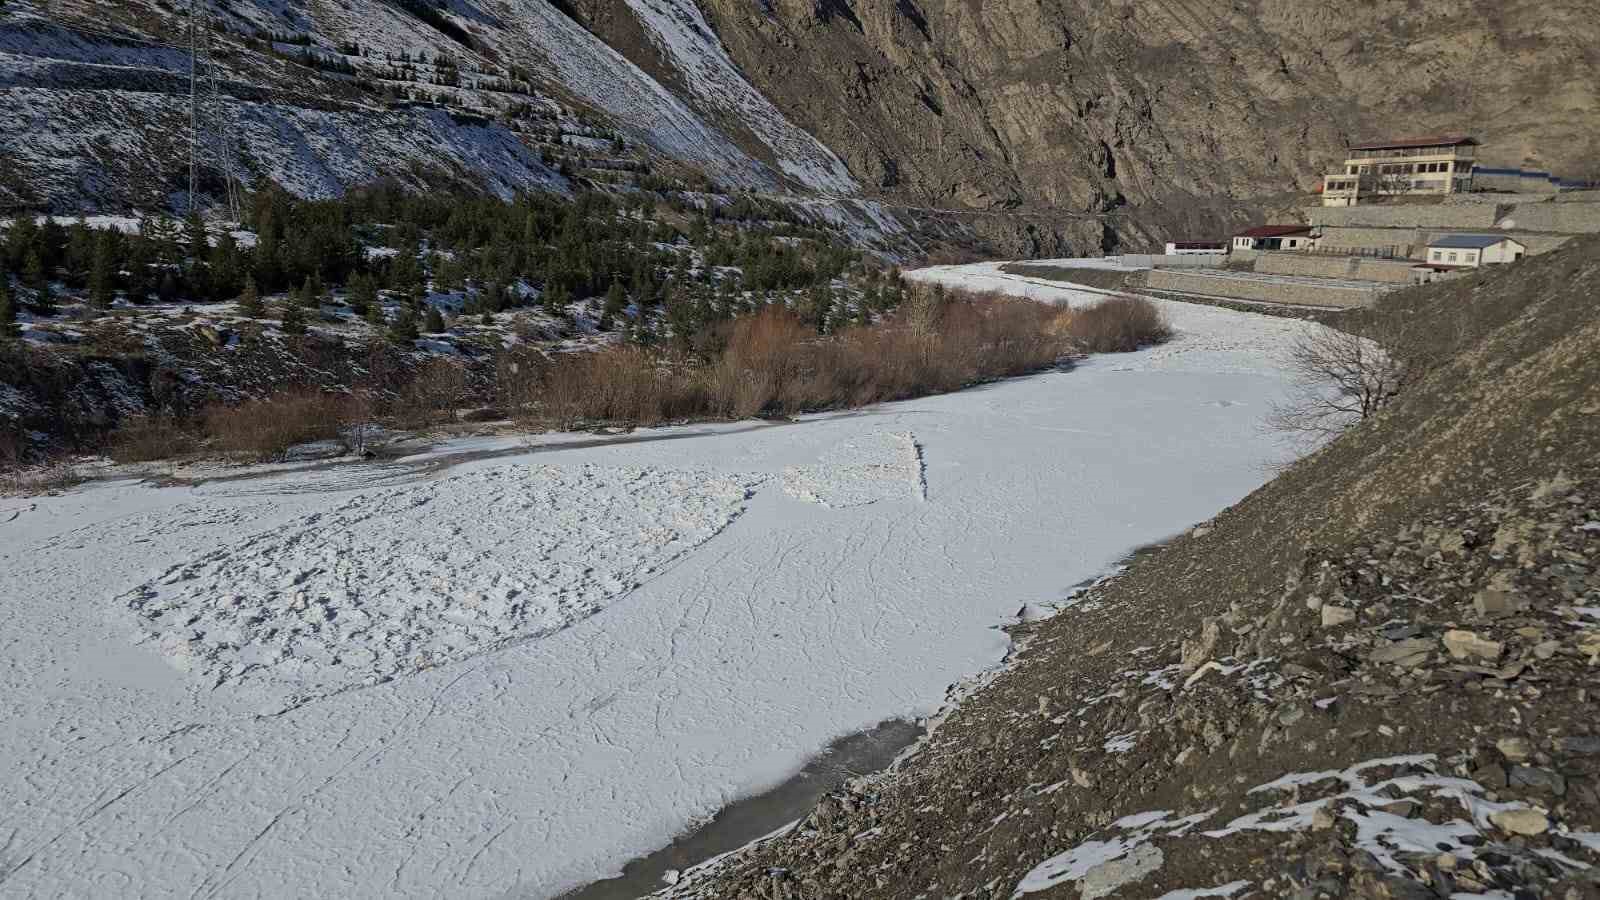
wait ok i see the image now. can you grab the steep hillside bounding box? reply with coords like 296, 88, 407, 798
672, 238, 1600, 898
5, 0, 1597, 257
682, 0, 1600, 245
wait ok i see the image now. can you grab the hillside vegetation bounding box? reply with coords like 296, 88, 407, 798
676, 237, 1600, 898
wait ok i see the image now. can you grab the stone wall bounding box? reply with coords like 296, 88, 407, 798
1253, 254, 1418, 284
1497, 202, 1600, 234
1144, 270, 1380, 308
1113, 253, 1225, 268
1312, 226, 1423, 257
1307, 205, 1499, 229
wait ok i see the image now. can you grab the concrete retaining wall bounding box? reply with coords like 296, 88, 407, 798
1253, 254, 1418, 284
1307, 205, 1499, 230
1113, 253, 1226, 268
1312, 226, 1422, 257
1144, 270, 1379, 308
1497, 202, 1600, 234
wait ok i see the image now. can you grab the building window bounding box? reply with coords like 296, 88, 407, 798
1448, 252, 1458, 262
1465, 252, 1477, 262
1431, 250, 1442, 261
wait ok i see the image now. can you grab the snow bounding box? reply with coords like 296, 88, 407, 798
621, 0, 857, 193
1154, 882, 1253, 900
1013, 837, 1146, 895
0, 261, 1320, 897
120, 465, 761, 714
780, 430, 926, 507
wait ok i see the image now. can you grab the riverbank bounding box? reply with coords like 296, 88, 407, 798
0, 261, 1318, 898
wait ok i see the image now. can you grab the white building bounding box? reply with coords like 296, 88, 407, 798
1164, 240, 1226, 256
1231, 226, 1314, 252
1424, 234, 1527, 269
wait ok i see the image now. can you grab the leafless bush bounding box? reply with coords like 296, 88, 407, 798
1068, 296, 1172, 353
396, 357, 470, 427
0, 461, 84, 496
489, 284, 1100, 431
202, 389, 352, 461
1268, 322, 1409, 442
108, 415, 199, 462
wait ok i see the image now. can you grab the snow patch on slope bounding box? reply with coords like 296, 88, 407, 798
622, 0, 858, 194
120, 464, 760, 708
495, 0, 777, 189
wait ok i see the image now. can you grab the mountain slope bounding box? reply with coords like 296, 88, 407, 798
671, 236, 1600, 899
3, 0, 1597, 255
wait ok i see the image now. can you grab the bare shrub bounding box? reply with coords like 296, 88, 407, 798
488, 283, 1101, 431
0, 461, 84, 496
496, 346, 552, 425
108, 415, 198, 463
203, 389, 352, 461
1269, 322, 1408, 442
0, 425, 23, 471
397, 357, 470, 427
1068, 296, 1172, 353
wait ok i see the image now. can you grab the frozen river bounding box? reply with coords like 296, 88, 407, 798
0, 262, 1319, 897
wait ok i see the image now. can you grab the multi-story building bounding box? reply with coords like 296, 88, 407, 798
1321, 135, 1478, 207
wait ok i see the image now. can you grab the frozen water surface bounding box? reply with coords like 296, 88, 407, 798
0, 262, 1324, 897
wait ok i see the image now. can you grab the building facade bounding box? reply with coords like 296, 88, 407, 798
1424, 234, 1527, 268
1164, 240, 1226, 256
1231, 226, 1314, 251
1322, 136, 1478, 207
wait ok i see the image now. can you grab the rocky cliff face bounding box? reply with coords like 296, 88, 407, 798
679, 0, 1600, 248
3, 0, 1596, 257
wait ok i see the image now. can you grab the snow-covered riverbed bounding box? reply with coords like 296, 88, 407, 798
0, 263, 1318, 897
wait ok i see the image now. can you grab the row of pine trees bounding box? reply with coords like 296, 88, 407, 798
1, 184, 889, 348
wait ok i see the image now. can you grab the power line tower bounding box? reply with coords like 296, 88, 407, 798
187, 0, 243, 222
188, 0, 200, 213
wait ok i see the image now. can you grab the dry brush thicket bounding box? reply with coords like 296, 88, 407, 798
103, 288, 1169, 462
496, 288, 1169, 428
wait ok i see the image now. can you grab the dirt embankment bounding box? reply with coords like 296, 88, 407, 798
674, 237, 1600, 899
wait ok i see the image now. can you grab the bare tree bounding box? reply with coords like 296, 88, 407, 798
1374, 165, 1414, 198
1269, 322, 1408, 442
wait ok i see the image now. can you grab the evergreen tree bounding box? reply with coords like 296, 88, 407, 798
89, 235, 116, 310
299, 277, 320, 308
0, 280, 18, 339
365, 297, 387, 328
423, 304, 446, 334
23, 252, 54, 315
65, 217, 94, 287
280, 299, 307, 335
387, 305, 419, 344
238, 279, 264, 317
348, 274, 376, 316
183, 211, 209, 263
22, 250, 45, 293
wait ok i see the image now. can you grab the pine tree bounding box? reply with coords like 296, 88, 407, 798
280, 300, 307, 335
183, 211, 209, 263
238, 279, 264, 317
423, 304, 446, 334
0, 280, 19, 339
23, 252, 55, 315
348, 274, 376, 316
89, 234, 117, 310
365, 299, 387, 328
387, 306, 419, 344
299, 277, 319, 308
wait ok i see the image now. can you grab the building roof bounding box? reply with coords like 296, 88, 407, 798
1236, 225, 1314, 239
1167, 240, 1226, 248
1349, 135, 1478, 152
1427, 234, 1519, 250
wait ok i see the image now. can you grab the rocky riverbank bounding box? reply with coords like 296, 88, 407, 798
669, 237, 1600, 899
